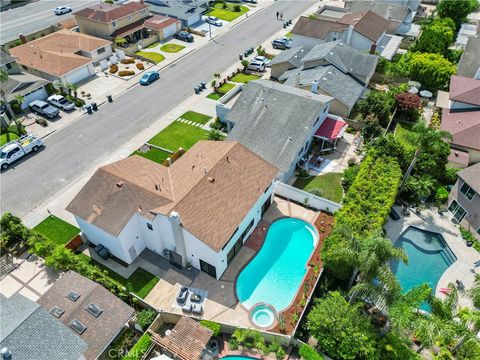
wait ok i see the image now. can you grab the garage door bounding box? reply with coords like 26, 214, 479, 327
163, 23, 177, 39
65, 65, 92, 84
21, 87, 48, 109
187, 14, 201, 26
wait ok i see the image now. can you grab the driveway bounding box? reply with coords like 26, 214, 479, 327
193, 18, 228, 37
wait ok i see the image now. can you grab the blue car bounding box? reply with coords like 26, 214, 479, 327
139, 71, 159, 85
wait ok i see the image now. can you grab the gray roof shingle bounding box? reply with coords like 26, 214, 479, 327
457, 36, 480, 79
346, 1, 411, 22
458, 163, 480, 194
147, 0, 208, 20
270, 46, 306, 67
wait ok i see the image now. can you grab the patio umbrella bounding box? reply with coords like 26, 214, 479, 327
420, 90, 433, 99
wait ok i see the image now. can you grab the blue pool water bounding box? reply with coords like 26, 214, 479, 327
236, 218, 317, 311
391, 226, 457, 311
222, 357, 257, 360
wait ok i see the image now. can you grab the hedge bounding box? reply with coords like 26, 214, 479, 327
299, 344, 324, 360
123, 333, 151, 360
199, 320, 221, 336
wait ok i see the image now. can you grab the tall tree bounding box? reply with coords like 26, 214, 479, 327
0, 70, 25, 136
412, 17, 455, 56
437, 0, 479, 31
409, 53, 456, 91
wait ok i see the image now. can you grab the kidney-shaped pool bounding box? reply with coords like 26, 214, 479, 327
236, 218, 317, 312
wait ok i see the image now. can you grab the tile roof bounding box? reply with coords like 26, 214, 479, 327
458, 163, 480, 194
9, 30, 111, 77
144, 14, 180, 30
449, 76, 480, 106
457, 36, 480, 79
448, 149, 470, 167
1, 49, 15, 66
67, 141, 277, 252
0, 294, 87, 360
74, 2, 149, 23
37, 271, 134, 360
441, 109, 480, 151
348, 10, 389, 42
227, 80, 332, 174
292, 16, 348, 40
110, 18, 146, 38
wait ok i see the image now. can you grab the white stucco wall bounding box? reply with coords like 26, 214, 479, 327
88, 45, 113, 64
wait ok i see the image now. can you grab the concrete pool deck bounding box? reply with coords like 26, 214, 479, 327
385, 206, 480, 308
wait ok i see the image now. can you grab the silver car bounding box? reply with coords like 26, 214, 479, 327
29, 100, 59, 119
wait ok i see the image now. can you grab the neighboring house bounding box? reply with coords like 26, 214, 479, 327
438, 76, 480, 166
9, 30, 112, 84
67, 141, 277, 280
448, 163, 480, 240
272, 41, 378, 117
37, 271, 134, 360
291, 10, 395, 57
0, 293, 87, 360
74, 2, 181, 43
457, 35, 480, 79
147, 0, 209, 27
227, 80, 333, 182
0, 49, 17, 73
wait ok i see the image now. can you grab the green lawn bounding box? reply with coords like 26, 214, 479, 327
208, 3, 249, 21
230, 73, 261, 84
145, 42, 159, 49
179, 111, 211, 125
160, 43, 185, 53
132, 147, 171, 164
32, 215, 80, 246
135, 51, 165, 64
395, 121, 416, 151
147, 121, 208, 152
0, 132, 19, 146
207, 82, 236, 100
293, 173, 344, 203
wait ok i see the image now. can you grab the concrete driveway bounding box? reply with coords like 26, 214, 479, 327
194, 18, 227, 37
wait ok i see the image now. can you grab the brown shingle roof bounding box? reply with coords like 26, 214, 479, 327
458, 163, 480, 194
144, 14, 180, 30
441, 109, 480, 151
73, 2, 149, 23
349, 10, 388, 42
37, 271, 134, 360
67, 141, 278, 252
292, 16, 348, 40
449, 76, 480, 106
9, 30, 111, 77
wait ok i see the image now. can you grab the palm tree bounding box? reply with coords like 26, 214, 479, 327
69, 83, 79, 100
207, 129, 225, 141
114, 37, 127, 47
469, 273, 480, 309
0, 70, 24, 137
407, 121, 453, 152
53, 80, 66, 95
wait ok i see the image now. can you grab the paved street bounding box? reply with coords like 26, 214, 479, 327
1, 0, 98, 44
1, 0, 316, 217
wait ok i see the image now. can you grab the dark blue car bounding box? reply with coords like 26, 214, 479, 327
139, 71, 159, 85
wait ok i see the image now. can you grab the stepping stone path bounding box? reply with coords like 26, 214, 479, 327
176, 118, 204, 128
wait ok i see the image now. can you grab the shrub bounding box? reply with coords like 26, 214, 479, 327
210, 117, 228, 132
118, 70, 135, 77
136, 63, 145, 70
136, 309, 157, 330
435, 186, 449, 205
268, 342, 285, 359
233, 4, 241, 12
299, 344, 324, 360
10, 101, 22, 114
35, 118, 48, 127
124, 333, 151, 360
341, 164, 360, 192
430, 111, 441, 129
121, 58, 135, 64
308, 188, 324, 197
45, 83, 56, 95
229, 338, 238, 350
109, 64, 118, 74
199, 320, 221, 336
442, 167, 458, 185
395, 92, 421, 112
409, 53, 455, 91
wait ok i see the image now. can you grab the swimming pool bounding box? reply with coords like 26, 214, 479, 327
391, 226, 457, 310
236, 218, 317, 312
222, 356, 258, 360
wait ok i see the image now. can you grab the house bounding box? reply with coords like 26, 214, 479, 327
37, 271, 134, 360
226, 80, 334, 182
67, 141, 277, 280
0, 293, 87, 360
272, 41, 378, 117
448, 163, 480, 240
457, 35, 480, 79
437, 76, 480, 166
74, 2, 181, 43
291, 10, 396, 57
9, 30, 112, 84
147, 0, 209, 27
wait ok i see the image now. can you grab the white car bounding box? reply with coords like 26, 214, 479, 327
0, 134, 44, 170
247, 60, 265, 72
48, 95, 75, 111
54, 6, 72, 15
206, 16, 222, 27
253, 56, 271, 67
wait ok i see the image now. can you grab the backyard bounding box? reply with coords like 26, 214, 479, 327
207, 82, 236, 100
135, 51, 165, 64
160, 43, 185, 53
293, 173, 344, 203
394, 121, 416, 151
230, 72, 261, 84
32, 215, 80, 246
208, 2, 249, 21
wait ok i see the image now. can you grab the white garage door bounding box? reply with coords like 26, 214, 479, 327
163, 23, 177, 38
65, 65, 92, 84
21, 87, 48, 109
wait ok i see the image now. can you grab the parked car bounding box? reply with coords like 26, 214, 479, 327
206, 16, 222, 26
139, 71, 160, 85
175, 31, 194, 43
253, 56, 271, 67
247, 60, 266, 72
272, 37, 291, 50
53, 6, 72, 15
47, 95, 75, 111
0, 134, 44, 170
29, 100, 59, 119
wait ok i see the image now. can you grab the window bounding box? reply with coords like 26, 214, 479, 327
97, 47, 106, 54
448, 200, 467, 222
50, 306, 65, 318
85, 303, 103, 318
112, 21, 117, 27
22, 65, 28, 70
70, 319, 87, 335
199, 259, 217, 278
66, 290, 81, 302
147, 223, 153, 231
460, 183, 476, 200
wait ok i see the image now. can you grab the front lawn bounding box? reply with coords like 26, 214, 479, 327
147, 121, 208, 152
135, 51, 165, 64
179, 111, 211, 125
208, 2, 249, 21
32, 215, 80, 246
207, 82, 236, 100
294, 173, 344, 203
0, 132, 19, 146
160, 44, 185, 53
132, 147, 171, 164
230, 72, 261, 84
394, 121, 416, 151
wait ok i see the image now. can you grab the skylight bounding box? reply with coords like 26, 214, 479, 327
70, 319, 87, 335
86, 303, 103, 318
66, 291, 81, 302
50, 306, 65, 318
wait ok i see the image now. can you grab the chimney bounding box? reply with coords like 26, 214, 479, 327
345, 24, 354, 45
370, 43, 377, 55
386, 6, 392, 19
115, 181, 124, 188
203, 166, 207, 174
294, 72, 301, 88
169, 212, 188, 267
311, 79, 319, 94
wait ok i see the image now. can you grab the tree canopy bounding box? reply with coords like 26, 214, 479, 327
409, 53, 456, 91
412, 17, 455, 56
437, 0, 479, 30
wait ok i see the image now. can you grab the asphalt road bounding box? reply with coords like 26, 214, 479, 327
1, 0, 98, 44
1, 0, 316, 217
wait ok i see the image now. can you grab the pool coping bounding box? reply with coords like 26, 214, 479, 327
248, 302, 278, 331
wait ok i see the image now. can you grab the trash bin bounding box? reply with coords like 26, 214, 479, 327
283, 23, 287, 28
91, 102, 98, 111
239, 54, 243, 61
200, 82, 206, 90
85, 104, 92, 114
194, 86, 200, 95
107, 94, 113, 102
244, 51, 248, 57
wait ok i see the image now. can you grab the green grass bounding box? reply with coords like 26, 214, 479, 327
208, 3, 249, 21
160, 43, 185, 53
32, 215, 80, 246
394, 121, 416, 151
206, 82, 236, 100
132, 147, 171, 164
230, 73, 261, 84
135, 51, 165, 64
145, 42, 160, 49
0, 132, 19, 146
293, 173, 344, 203
147, 121, 208, 152
179, 111, 211, 125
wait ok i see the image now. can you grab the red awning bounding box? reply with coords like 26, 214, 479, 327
314, 117, 347, 141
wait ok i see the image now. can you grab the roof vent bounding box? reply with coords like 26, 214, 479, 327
86, 303, 103, 318
1, 348, 12, 360
454, 152, 459, 157
116, 181, 124, 188
50, 306, 65, 318
208, 177, 215, 183
67, 291, 81, 302
204, 167, 207, 174
192, 164, 195, 170
288, 137, 292, 141
70, 319, 87, 335
155, 184, 161, 191
226, 156, 230, 163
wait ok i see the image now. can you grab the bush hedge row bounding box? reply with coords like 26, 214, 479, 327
299, 344, 324, 360
123, 333, 151, 360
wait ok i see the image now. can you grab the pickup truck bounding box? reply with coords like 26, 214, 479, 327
0, 134, 44, 170
29, 100, 59, 119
